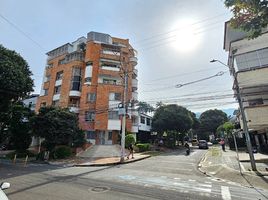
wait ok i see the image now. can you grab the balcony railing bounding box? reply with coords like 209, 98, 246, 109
130, 56, 138, 66
243, 104, 268, 130
132, 78, 138, 88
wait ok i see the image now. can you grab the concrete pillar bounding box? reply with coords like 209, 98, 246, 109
254, 134, 260, 151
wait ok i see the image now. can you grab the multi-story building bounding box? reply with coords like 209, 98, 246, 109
224, 22, 268, 152
131, 112, 152, 143
36, 31, 138, 145
22, 94, 39, 111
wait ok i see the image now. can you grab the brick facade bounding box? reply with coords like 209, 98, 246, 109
36, 32, 138, 145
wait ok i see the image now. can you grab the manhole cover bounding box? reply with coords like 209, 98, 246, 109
90, 186, 110, 193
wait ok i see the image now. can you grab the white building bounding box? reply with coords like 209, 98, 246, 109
224, 22, 268, 152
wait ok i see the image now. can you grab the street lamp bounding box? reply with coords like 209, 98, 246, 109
210, 59, 257, 171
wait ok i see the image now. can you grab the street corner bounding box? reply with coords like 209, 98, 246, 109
74, 154, 151, 167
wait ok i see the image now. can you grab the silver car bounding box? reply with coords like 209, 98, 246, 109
198, 140, 209, 149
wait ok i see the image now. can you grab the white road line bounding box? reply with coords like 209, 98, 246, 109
221, 186, 231, 200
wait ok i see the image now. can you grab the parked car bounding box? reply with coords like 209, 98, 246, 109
198, 140, 208, 149
192, 139, 198, 146
0, 182, 10, 200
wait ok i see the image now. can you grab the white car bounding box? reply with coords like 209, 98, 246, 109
0, 182, 10, 200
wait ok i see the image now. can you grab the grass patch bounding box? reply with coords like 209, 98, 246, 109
210, 147, 221, 157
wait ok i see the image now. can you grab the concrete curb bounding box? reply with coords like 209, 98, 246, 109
74, 155, 151, 167
197, 150, 268, 190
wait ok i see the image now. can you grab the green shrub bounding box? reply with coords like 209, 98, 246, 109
136, 143, 150, 152
125, 134, 136, 148
53, 146, 72, 159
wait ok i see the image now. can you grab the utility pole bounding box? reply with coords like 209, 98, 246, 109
210, 59, 256, 171
120, 55, 128, 163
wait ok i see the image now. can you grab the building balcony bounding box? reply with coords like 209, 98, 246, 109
53, 94, 60, 101
237, 67, 268, 89
108, 119, 121, 130
132, 91, 138, 101
131, 124, 139, 133
133, 68, 138, 77
243, 104, 268, 130
55, 79, 62, 86
69, 105, 80, 113
130, 56, 138, 66
69, 90, 81, 97
132, 78, 138, 88
109, 100, 121, 109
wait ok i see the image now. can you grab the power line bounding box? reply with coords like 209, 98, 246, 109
133, 12, 228, 45
141, 71, 227, 93
0, 13, 45, 51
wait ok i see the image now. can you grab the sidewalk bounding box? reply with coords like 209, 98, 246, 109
199, 145, 268, 190
75, 153, 151, 167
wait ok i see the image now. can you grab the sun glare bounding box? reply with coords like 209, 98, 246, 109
171, 19, 202, 52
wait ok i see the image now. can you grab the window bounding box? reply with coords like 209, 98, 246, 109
69, 98, 80, 107
109, 93, 121, 101
41, 102, 46, 107
85, 111, 95, 122
58, 59, 65, 65
52, 100, 60, 107
108, 131, 113, 140
248, 98, 263, 106
140, 116, 145, 124
44, 89, 48, 96
108, 111, 119, 119
54, 85, 61, 94
234, 48, 268, 71
56, 71, 63, 80
71, 67, 81, 91
87, 131, 96, 140
87, 93, 96, 102
46, 63, 53, 68
146, 118, 151, 126
103, 79, 117, 85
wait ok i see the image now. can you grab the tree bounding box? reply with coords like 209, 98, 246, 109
152, 104, 194, 147
137, 101, 154, 113
225, 0, 268, 39
8, 102, 34, 151
31, 107, 81, 151
199, 109, 228, 138
0, 45, 34, 142
223, 122, 235, 138
152, 104, 193, 134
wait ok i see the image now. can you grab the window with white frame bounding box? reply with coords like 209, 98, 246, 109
87, 93, 96, 102
56, 71, 63, 80
85, 111, 95, 122
54, 85, 61, 94
108, 111, 119, 119
109, 92, 121, 101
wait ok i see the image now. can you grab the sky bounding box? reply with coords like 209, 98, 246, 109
0, 0, 237, 113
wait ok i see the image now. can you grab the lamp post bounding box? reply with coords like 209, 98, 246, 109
210, 59, 257, 171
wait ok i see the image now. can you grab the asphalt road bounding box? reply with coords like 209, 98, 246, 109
1, 148, 268, 200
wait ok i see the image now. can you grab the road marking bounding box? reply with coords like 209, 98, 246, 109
221, 186, 231, 200
239, 162, 246, 172
188, 179, 196, 182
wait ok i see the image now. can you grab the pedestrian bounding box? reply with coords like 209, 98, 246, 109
127, 143, 134, 159
219, 139, 225, 151
184, 142, 190, 155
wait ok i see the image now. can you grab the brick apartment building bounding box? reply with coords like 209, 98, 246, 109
35, 31, 138, 145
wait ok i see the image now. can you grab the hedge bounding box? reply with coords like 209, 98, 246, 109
136, 143, 150, 152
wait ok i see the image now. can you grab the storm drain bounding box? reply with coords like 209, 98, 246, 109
90, 186, 110, 193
